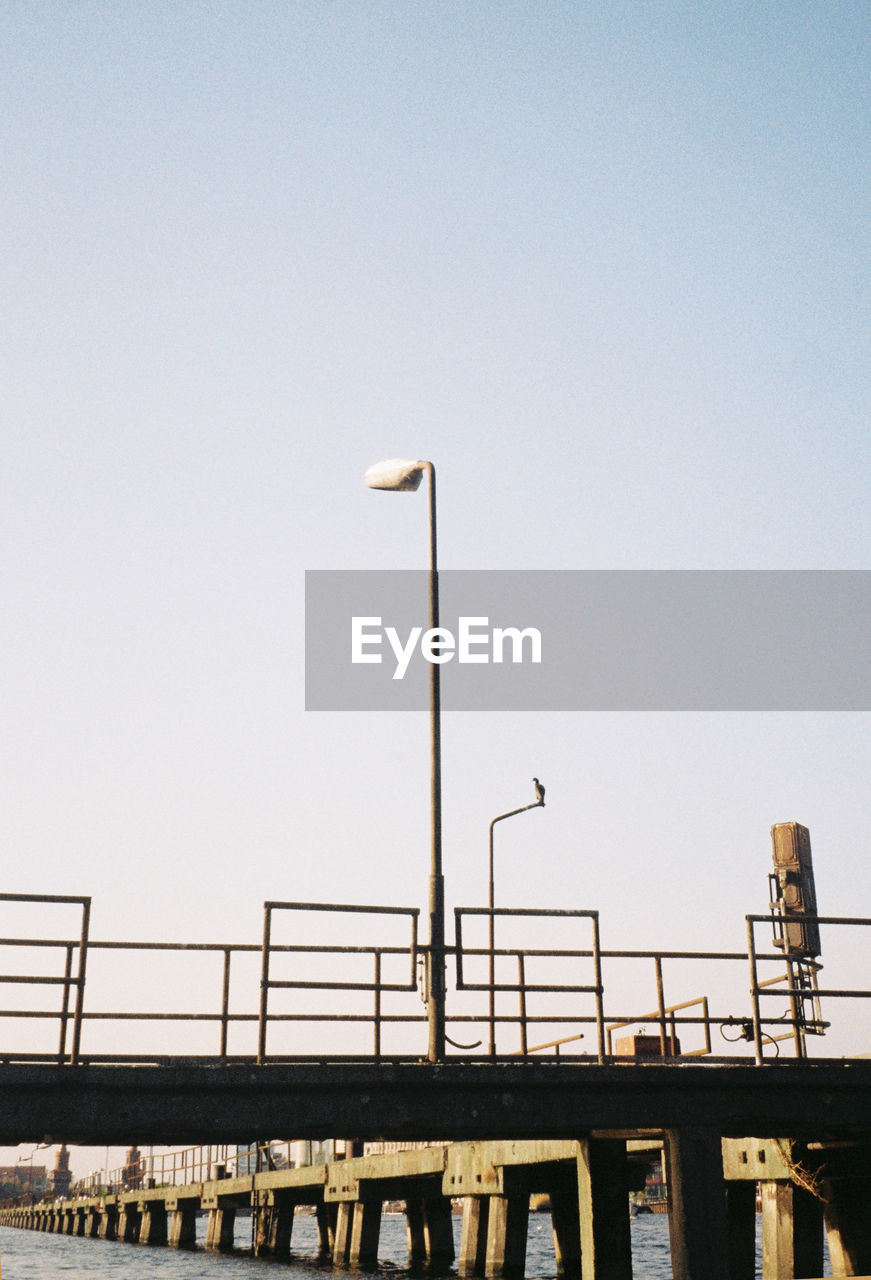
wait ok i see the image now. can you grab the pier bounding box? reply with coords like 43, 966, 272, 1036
4, 1133, 871, 1276
2, 822, 871, 1278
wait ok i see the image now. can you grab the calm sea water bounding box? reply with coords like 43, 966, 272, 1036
0, 1210, 830, 1279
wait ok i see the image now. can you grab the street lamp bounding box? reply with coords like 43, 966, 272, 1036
488, 778, 546, 1057
364, 458, 445, 1063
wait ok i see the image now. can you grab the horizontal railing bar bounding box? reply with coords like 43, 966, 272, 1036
258, 1013, 425, 1024
78, 1011, 259, 1021
255, 946, 417, 956
457, 946, 754, 961
747, 913, 871, 926
457, 907, 599, 918
0, 939, 420, 956
0, 893, 90, 905
0, 975, 79, 985
265, 901, 420, 916
0, 939, 86, 949
264, 981, 417, 992
457, 983, 603, 993
756, 987, 871, 999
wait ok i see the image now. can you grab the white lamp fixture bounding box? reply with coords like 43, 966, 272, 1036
363, 459, 426, 492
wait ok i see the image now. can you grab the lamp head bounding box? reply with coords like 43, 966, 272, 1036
364, 459, 426, 491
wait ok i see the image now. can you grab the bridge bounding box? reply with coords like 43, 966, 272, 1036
2, 885, 871, 1277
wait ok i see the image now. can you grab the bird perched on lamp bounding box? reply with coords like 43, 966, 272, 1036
533, 777, 545, 806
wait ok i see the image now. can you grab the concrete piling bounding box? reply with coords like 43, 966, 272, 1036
332, 1200, 354, 1264
204, 1204, 236, 1251
459, 1195, 490, 1274
664, 1127, 730, 1280
760, 1179, 824, 1278
484, 1193, 529, 1277
139, 1198, 169, 1245
254, 1192, 295, 1256
167, 1199, 198, 1247
349, 1197, 382, 1266
822, 1173, 871, 1276
117, 1202, 142, 1243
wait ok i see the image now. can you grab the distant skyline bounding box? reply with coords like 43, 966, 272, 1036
2, 0, 870, 1156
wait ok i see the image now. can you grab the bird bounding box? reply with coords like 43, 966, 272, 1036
533, 777, 545, 806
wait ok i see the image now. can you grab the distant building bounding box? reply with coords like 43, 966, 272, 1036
48, 1145, 72, 1198
0, 1165, 47, 1194
122, 1145, 142, 1190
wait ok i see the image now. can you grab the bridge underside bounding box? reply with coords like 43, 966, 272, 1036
1, 1059, 870, 1145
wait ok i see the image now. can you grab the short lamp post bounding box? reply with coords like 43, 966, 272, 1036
488, 778, 545, 1057
364, 458, 445, 1063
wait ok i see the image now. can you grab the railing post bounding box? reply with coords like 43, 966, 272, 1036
591, 911, 606, 1063
57, 942, 74, 1064
258, 904, 272, 1064
655, 955, 668, 1055
70, 897, 91, 1065
517, 953, 528, 1056
220, 947, 231, 1060
374, 950, 382, 1059
746, 916, 764, 1065
786, 957, 806, 1059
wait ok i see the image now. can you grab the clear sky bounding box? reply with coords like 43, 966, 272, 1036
2, 0, 871, 1138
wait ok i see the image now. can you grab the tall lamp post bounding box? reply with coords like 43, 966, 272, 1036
364, 458, 445, 1062
488, 778, 546, 1057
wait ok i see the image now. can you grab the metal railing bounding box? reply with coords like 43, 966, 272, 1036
69, 1139, 304, 1198
0, 893, 90, 1065
2, 892, 871, 1066
746, 913, 871, 1064
257, 901, 421, 1062
454, 907, 606, 1062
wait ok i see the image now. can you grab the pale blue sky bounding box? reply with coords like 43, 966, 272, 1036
2, 1, 871, 1083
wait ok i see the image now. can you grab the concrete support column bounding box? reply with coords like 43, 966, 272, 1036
823, 1177, 871, 1276
98, 1205, 118, 1240
459, 1196, 490, 1275
333, 1201, 354, 1265
664, 1126, 730, 1280
485, 1194, 529, 1278
349, 1198, 382, 1267
86, 1208, 101, 1238
725, 1181, 757, 1280
168, 1203, 198, 1247
317, 1201, 337, 1256
550, 1183, 582, 1276
423, 1196, 456, 1267
578, 1138, 633, 1280
760, 1180, 823, 1279
255, 1196, 295, 1257
139, 1202, 168, 1245
73, 1209, 87, 1236
406, 1198, 427, 1263
204, 1206, 236, 1251
118, 1204, 142, 1243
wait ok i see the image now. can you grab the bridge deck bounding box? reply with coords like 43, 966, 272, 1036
2, 1057, 870, 1145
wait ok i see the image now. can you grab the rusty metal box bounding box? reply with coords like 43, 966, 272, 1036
614, 1034, 681, 1057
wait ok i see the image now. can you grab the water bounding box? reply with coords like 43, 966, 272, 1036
0, 1212, 830, 1279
